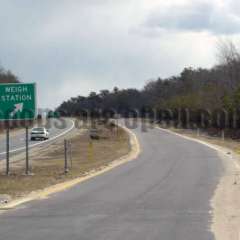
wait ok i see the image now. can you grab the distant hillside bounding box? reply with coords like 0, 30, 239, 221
0, 67, 19, 83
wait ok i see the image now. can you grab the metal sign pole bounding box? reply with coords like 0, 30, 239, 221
25, 126, 29, 175
6, 126, 10, 175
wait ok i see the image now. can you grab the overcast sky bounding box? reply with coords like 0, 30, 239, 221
1, 0, 240, 109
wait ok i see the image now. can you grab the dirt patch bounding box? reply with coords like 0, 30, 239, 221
0, 123, 130, 200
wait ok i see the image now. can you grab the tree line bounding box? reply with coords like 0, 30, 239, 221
56, 41, 240, 129
0, 66, 19, 84
0, 66, 21, 129
1, 40, 240, 132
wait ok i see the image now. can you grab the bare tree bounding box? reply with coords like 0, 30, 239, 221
0, 66, 19, 83
216, 39, 240, 91
217, 39, 240, 65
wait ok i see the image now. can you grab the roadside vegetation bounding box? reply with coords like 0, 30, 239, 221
0, 66, 19, 84
0, 121, 130, 199
0, 66, 20, 132
57, 40, 240, 134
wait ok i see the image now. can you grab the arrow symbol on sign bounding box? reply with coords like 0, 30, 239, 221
10, 103, 23, 117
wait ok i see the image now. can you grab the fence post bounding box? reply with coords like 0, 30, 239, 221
88, 140, 93, 161
197, 128, 200, 137
64, 139, 69, 174
221, 130, 225, 142
69, 140, 72, 169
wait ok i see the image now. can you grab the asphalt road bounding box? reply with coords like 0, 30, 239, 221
0, 118, 74, 160
0, 123, 223, 240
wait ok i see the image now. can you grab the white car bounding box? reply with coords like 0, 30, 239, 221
30, 127, 50, 141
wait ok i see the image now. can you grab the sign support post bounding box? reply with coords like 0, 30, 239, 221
6, 126, 10, 175
25, 126, 29, 175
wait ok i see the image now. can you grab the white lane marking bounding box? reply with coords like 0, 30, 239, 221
156, 127, 240, 170
0, 119, 75, 156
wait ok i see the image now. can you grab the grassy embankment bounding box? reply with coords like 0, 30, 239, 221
0, 122, 130, 199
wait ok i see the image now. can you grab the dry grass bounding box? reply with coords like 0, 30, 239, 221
167, 127, 240, 153
0, 124, 130, 198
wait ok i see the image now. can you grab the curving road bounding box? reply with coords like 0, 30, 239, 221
0, 122, 223, 240
0, 118, 75, 160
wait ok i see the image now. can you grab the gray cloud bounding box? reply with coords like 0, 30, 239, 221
0, 1, 227, 108
145, 1, 240, 35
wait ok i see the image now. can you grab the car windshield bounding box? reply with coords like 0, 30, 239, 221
32, 128, 45, 131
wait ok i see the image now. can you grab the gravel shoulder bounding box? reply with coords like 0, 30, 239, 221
211, 150, 240, 240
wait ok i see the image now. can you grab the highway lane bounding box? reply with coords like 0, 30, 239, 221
0, 124, 223, 240
0, 118, 74, 160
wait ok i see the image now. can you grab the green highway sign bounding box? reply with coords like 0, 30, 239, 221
0, 83, 36, 121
